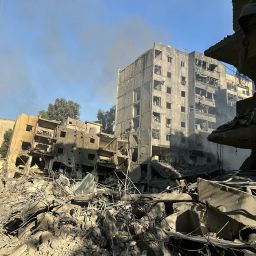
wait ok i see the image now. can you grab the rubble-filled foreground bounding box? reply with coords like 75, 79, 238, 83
0, 170, 256, 256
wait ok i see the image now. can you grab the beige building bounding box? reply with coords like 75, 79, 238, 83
0, 118, 15, 150
6, 114, 129, 179
115, 43, 253, 169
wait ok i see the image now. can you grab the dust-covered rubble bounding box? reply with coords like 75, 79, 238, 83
0, 170, 256, 256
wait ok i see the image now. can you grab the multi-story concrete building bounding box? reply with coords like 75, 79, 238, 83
6, 114, 129, 179
115, 43, 253, 170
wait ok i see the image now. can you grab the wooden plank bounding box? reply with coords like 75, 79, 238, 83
120, 193, 195, 202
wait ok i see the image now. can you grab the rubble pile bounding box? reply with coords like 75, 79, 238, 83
0, 170, 256, 256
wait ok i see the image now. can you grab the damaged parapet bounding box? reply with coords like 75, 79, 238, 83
5, 114, 130, 180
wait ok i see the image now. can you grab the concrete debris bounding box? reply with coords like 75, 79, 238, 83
74, 173, 96, 195
0, 169, 256, 256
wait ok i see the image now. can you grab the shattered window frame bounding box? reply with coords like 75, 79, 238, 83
154, 65, 162, 75
154, 80, 162, 91
166, 118, 171, 128
153, 112, 161, 123
152, 129, 160, 140
153, 96, 161, 107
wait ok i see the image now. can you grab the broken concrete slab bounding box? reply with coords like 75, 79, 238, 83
198, 178, 256, 226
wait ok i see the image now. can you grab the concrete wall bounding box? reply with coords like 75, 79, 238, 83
115, 48, 153, 163
152, 44, 189, 148
7, 114, 38, 173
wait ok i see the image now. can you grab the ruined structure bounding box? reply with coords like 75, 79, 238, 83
205, 0, 256, 171
6, 114, 129, 180
115, 43, 253, 178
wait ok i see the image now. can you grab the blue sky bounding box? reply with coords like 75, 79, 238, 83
0, 0, 232, 121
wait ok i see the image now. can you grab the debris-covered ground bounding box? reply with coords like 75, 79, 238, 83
1, 168, 256, 256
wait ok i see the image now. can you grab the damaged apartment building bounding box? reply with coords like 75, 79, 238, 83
6, 114, 129, 181
115, 42, 253, 184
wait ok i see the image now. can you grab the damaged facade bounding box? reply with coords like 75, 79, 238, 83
6, 114, 129, 180
115, 43, 253, 175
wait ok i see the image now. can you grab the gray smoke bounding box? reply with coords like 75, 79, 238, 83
12, 0, 169, 108
0, 49, 38, 118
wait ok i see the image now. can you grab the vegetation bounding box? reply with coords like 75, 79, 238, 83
97, 105, 115, 133
39, 98, 80, 122
0, 129, 12, 158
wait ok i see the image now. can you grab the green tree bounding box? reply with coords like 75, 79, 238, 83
0, 129, 12, 158
39, 98, 80, 122
97, 105, 115, 133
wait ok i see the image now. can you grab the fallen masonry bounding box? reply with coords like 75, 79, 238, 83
1, 169, 256, 256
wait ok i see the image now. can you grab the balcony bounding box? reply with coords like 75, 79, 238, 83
195, 110, 216, 122
195, 94, 216, 107
35, 128, 54, 139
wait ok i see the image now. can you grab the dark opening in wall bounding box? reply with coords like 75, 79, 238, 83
90, 138, 95, 143
60, 131, 66, 138
26, 125, 33, 132
166, 134, 171, 141
166, 102, 172, 109
133, 117, 140, 129
21, 142, 31, 150
58, 148, 63, 154
81, 165, 94, 173
155, 49, 162, 59
181, 76, 186, 85
181, 122, 186, 128
154, 65, 162, 75
153, 112, 161, 123
153, 96, 161, 107
88, 154, 95, 160
132, 148, 138, 162
15, 155, 29, 167
166, 118, 171, 128
52, 161, 66, 171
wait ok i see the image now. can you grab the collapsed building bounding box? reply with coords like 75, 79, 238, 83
6, 114, 129, 181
